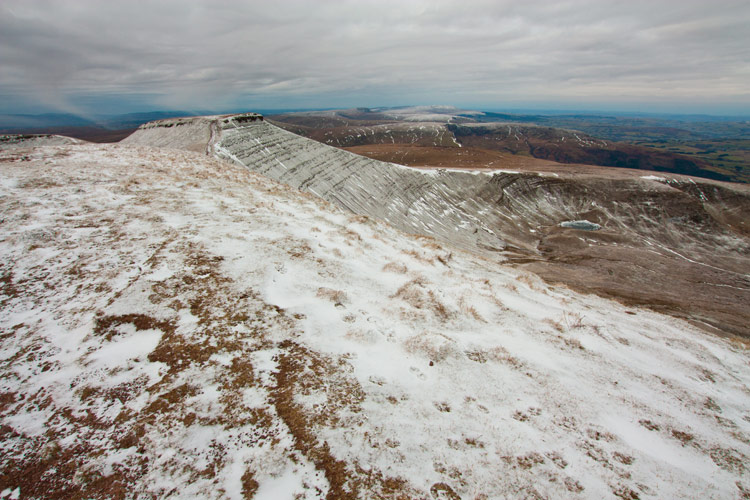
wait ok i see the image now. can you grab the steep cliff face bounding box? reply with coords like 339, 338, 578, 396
122, 114, 750, 336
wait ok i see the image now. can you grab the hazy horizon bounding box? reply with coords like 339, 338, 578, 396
2, 0, 749, 117
3, 104, 750, 122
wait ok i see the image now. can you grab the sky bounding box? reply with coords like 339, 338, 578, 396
1, 0, 749, 117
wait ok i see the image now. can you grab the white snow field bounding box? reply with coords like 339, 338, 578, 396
1, 143, 749, 499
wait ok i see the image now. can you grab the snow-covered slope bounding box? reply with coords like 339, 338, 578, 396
0, 134, 85, 149
126, 115, 509, 253
123, 114, 750, 336
1, 143, 749, 499
120, 115, 226, 153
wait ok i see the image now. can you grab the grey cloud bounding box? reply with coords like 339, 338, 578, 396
1, 0, 748, 114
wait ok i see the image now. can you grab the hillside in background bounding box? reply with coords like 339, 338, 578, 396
465, 111, 750, 183
269, 107, 750, 183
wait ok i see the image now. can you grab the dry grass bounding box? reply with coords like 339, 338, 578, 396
458, 296, 485, 322
671, 429, 695, 446
347, 214, 371, 225
93, 313, 174, 342
484, 346, 524, 369
0, 240, 303, 498
704, 397, 722, 413
382, 262, 408, 274
544, 318, 565, 333
639, 420, 660, 431
516, 452, 545, 469
614, 452, 635, 465
564, 312, 586, 330
515, 273, 542, 291
565, 478, 585, 493
728, 336, 750, 350
709, 447, 747, 474
429, 482, 460, 500
268, 339, 414, 499
339, 228, 363, 246
560, 336, 585, 350
241, 470, 259, 499
612, 484, 641, 499
436, 252, 452, 266
316, 287, 348, 306
404, 332, 459, 363
392, 278, 452, 322
400, 248, 436, 265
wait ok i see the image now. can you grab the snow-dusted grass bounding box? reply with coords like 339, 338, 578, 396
1, 144, 749, 499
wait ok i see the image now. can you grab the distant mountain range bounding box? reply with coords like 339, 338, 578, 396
2, 105, 749, 182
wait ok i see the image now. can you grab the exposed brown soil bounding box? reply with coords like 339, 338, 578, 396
0, 229, 421, 498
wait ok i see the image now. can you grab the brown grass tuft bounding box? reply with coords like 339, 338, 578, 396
241, 470, 259, 499
382, 262, 408, 274
316, 287, 348, 306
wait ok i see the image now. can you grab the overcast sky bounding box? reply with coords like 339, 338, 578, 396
1, 0, 749, 116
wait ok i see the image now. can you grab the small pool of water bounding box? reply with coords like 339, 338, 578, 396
560, 220, 601, 231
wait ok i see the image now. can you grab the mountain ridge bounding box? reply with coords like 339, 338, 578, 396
121, 113, 750, 337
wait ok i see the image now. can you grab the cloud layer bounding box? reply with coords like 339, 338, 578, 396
2, 0, 749, 114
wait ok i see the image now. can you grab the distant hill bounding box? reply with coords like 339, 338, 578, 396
446, 123, 730, 181
0, 111, 200, 143
269, 108, 735, 182
463, 111, 750, 182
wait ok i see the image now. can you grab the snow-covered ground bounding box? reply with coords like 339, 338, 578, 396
376, 105, 482, 122
0, 134, 84, 149
1, 144, 749, 499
